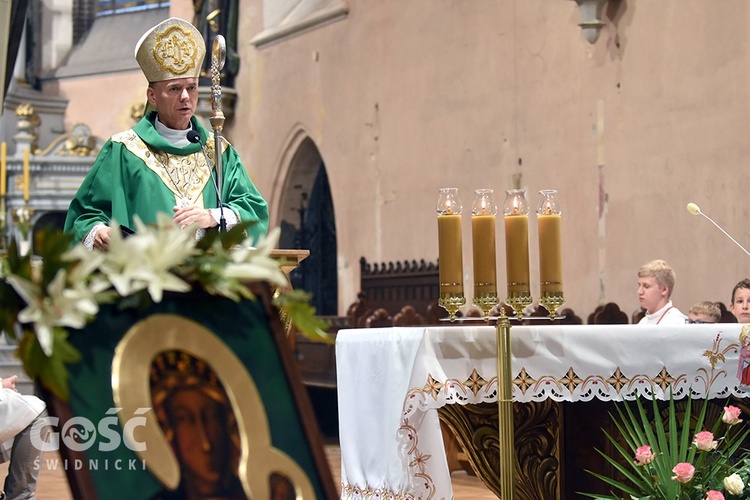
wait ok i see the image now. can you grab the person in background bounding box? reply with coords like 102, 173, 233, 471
687, 301, 721, 324
593, 302, 629, 324
631, 307, 646, 324
636, 259, 688, 325
587, 305, 604, 325
0, 375, 50, 500
730, 278, 750, 324
716, 301, 737, 323
64, 17, 268, 251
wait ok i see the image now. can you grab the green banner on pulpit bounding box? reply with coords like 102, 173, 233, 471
48, 287, 332, 499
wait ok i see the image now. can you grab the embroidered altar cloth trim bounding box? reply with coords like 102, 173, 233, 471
336, 324, 748, 499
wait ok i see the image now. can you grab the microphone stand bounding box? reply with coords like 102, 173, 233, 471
687, 202, 750, 257
210, 35, 227, 232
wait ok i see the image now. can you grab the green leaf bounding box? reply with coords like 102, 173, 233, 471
273, 289, 333, 344
195, 221, 257, 252
0, 279, 23, 336
33, 229, 75, 286
17, 327, 81, 401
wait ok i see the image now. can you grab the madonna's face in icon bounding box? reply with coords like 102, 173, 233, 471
165, 388, 232, 496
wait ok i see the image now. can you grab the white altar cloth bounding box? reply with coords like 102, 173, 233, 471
336, 324, 749, 499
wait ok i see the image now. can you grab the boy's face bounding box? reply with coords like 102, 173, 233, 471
637, 275, 668, 314
731, 287, 750, 323
688, 311, 716, 324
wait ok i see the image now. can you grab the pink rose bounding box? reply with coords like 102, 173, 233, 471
693, 431, 718, 451
671, 462, 695, 483
723, 405, 742, 425
634, 445, 655, 466
705, 490, 725, 500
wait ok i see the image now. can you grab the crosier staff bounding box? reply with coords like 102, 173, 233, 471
210, 35, 227, 231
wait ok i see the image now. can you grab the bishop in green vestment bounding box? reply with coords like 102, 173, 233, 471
64, 17, 268, 250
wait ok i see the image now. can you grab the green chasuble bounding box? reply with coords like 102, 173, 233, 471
64, 112, 268, 243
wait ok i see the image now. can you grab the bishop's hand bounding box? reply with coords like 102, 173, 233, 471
173, 204, 218, 229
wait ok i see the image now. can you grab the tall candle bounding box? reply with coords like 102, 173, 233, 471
22, 147, 30, 202
504, 213, 530, 294
472, 213, 497, 294
0, 142, 6, 196
538, 213, 563, 293
438, 214, 464, 294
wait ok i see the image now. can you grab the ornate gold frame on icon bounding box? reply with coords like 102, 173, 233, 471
111, 313, 315, 499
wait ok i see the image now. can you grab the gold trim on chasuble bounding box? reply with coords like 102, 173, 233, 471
112, 130, 227, 207
111, 314, 315, 499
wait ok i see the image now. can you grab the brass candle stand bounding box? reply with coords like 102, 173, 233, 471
496, 310, 515, 499
439, 291, 466, 322
539, 290, 565, 320
506, 290, 532, 321
473, 290, 499, 321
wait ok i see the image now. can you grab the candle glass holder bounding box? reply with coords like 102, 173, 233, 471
503, 189, 532, 320
537, 189, 565, 320
472, 189, 498, 321
437, 188, 465, 321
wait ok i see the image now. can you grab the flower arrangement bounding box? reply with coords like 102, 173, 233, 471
0, 214, 331, 401
13, 205, 33, 239
584, 393, 750, 500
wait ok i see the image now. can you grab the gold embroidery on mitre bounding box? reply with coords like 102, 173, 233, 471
153, 25, 198, 76
135, 18, 206, 82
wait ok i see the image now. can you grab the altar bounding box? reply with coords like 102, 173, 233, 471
335, 323, 750, 499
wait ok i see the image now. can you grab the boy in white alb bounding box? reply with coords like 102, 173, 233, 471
636, 259, 688, 326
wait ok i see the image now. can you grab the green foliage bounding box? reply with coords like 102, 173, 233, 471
1, 219, 330, 401
1, 231, 83, 400
273, 289, 333, 345
582, 393, 750, 500
18, 327, 81, 401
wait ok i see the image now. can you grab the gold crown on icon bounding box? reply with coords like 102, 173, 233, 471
150, 349, 228, 409
135, 17, 205, 83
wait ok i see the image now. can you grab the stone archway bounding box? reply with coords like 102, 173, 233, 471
275, 135, 338, 316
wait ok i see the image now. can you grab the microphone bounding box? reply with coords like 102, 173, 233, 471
687, 202, 750, 257
187, 129, 226, 231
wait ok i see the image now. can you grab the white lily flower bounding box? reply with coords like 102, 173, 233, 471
123, 213, 196, 302
225, 228, 287, 287
224, 262, 288, 288
257, 226, 281, 253
98, 237, 149, 297
7, 270, 99, 356
64, 244, 106, 284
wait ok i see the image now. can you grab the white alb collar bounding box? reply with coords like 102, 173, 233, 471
154, 116, 191, 148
